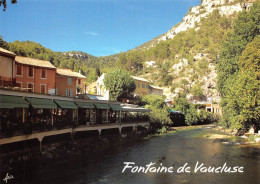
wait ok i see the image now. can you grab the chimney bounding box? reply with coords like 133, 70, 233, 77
79, 69, 81, 74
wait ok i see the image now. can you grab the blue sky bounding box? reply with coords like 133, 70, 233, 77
0, 0, 200, 56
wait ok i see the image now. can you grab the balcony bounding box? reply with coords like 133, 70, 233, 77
0, 76, 16, 88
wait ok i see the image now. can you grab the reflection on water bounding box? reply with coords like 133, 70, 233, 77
12, 129, 260, 184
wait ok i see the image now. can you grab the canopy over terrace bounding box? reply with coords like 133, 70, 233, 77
26, 97, 57, 109
94, 102, 110, 110
109, 103, 123, 111
54, 100, 78, 109
74, 101, 95, 109
0, 94, 29, 108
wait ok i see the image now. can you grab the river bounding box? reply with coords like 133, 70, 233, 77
7, 128, 260, 184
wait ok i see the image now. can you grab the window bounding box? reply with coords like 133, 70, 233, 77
78, 79, 81, 84
146, 84, 149, 89
142, 83, 145, 88
66, 89, 73, 97
40, 84, 46, 94
16, 82, 22, 88
28, 67, 34, 77
41, 69, 47, 79
138, 82, 140, 88
16, 65, 22, 76
67, 77, 72, 85
27, 83, 34, 92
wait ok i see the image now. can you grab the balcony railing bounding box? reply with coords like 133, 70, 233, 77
0, 76, 16, 87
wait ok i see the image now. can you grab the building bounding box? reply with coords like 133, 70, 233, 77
56, 68, 86, 97
96, 73, 109, 99
15, 56, 56, 94
131, 76, 150, 97
206, 103, 222, 115
90, 74, 166, 100
0, 47, 16, 88
75, 70, 87, 94
149, 85, 163, 96
90, 74, 152, 101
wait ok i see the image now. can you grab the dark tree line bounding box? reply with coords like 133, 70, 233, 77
0, 0, 17, 11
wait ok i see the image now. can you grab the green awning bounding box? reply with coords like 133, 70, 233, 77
122, 107, 151, 112
54, 100, 78, 109
75, 101, 95, 109
109, 104, 123, 111
26, 97, 57, 109
0, 95, 29, 108
94, 102, 110, 110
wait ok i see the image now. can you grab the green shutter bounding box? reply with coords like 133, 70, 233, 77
109, 104, 123, 111
26, 97, 57, 109
94, 102, 110, 110
0, 95, 29, 108
75, 101, 95, 109
54, 100, 78, 109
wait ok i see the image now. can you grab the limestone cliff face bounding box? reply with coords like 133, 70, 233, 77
152, 0, 256, 103
158, 0, 254, 42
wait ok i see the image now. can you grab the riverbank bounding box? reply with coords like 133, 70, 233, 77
153, 124, 216, 136
154, 124, 260, 146
202, 125, 260, 146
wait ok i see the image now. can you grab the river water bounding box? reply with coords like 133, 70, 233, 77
10, 128, 260, 184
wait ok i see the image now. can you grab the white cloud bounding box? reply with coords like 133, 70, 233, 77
84, 31, 102, 36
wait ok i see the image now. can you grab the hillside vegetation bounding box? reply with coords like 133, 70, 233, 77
0, 38, 118, 84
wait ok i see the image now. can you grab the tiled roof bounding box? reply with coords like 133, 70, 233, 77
73, 71, 87, 79
131, 76, 150, 83
150, 85, 164, 90
15, 56, 56, 69
56, 68, 86, 78
0, 47, 16, 57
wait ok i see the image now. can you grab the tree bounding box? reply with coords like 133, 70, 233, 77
157, 61, 173, 86
104, 69, 136, 101
142, 94, 172, 126
0, 36, 9, 49
191, 83, 204, 99
173, 94, 198, 125
0, 0, 17, 11
217, 2, 260, 131
220, 36, 260, 130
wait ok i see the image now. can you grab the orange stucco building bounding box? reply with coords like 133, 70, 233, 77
0, 47, 16, 88
56, 68, 86, 97
15, 56, 56, 94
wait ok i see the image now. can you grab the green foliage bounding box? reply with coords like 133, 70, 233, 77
0, 36, 9, 49
103, 69, 136, 101
158, 126, 168, 134
170, 83, 180, 93
142, 94, 165, 109
174, 94, 214, 125
249, 134, 255, 142
157, 61, 173, 86
197, 110, 213, 124
174, 94, 198, 125
142, 94, 172, 126
217, 2, 260, 131
185, 105, 199, 125
190, 83, 204, 99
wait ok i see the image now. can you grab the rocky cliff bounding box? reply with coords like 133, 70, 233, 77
142, 0, 256, 103
158, 0, 254, 42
